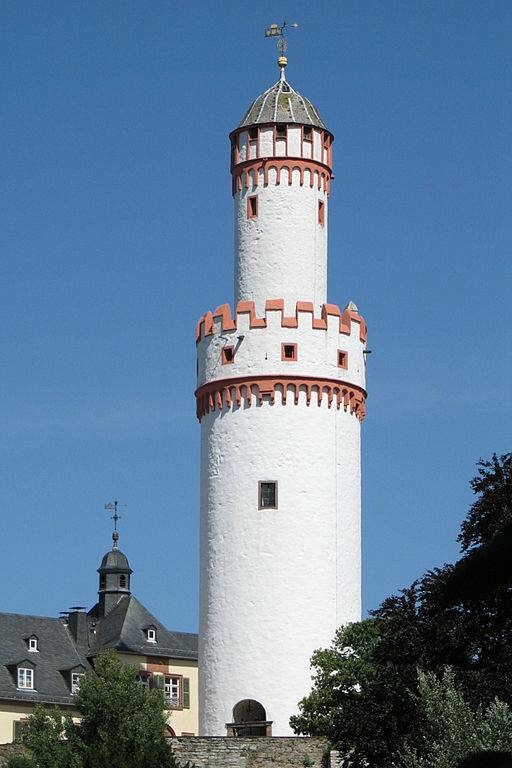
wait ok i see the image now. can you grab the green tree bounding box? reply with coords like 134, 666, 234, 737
400, 669, 512, 768
19, 707, 81, 768
20, 652, 179, 768
291, 454, 512, 768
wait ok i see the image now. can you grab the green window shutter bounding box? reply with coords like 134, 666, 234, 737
151, 672, 165, 690
183, 677, 190, 708
13, 720, 25, 742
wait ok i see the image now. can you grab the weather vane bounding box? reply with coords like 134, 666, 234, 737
104, 500, 126, 548
265, 21, 299, 74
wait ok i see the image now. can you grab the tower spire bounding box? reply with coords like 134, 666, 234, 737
264, 21, 299, 77
104, 500, 126, 549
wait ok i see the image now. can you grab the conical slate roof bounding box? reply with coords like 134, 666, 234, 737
98, 548, 132, 574
238, 72, 326, 130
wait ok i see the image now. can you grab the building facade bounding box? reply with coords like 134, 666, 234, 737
196, 57, 368, 736
0, 537, 198, 744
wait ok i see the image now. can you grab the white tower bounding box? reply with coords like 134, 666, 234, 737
196, 54, 367, 737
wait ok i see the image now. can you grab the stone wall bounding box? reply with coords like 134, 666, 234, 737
171, 736, 329, 768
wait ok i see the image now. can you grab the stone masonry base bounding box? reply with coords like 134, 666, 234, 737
171, 736, 331, 768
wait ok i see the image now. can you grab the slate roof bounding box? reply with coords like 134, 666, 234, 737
238, 74, 326, 130
0, 613, 89, 706
98, 548, 132, 573
88, 595, 198, 660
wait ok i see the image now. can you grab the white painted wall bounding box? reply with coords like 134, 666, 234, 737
197, 104, 365, 737
234, 177, 328, 316
197, 310, 365, 391
198, 396, 361, 736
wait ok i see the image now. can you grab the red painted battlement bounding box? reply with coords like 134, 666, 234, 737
195, 300, 367, 345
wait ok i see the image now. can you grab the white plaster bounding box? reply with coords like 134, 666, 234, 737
198, 399, 361, 736
197, 315, 366, 392
198, 101, 364, 738
234, 181, 328, 315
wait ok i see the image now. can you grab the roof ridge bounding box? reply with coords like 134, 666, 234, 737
0, 611, 64, 622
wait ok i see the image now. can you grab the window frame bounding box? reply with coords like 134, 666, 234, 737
258, 481, 278, 510
247, 195, 258, 219
164, 674, 182, 709
17, 667, 34, 690
221, 345, 234, 365
28, 637, 38, 653
318, 200, 325, 226
281, 343, 298, 362
71, 672, 84, 695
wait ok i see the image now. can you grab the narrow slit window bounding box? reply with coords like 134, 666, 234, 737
281, 343, 297, 361
222, 346, 234, 364
259, 481, 278, 510
119, 574, 127, 588
247, 195, 258, 219
318, 200, 325, 226
338, 350, 348, 369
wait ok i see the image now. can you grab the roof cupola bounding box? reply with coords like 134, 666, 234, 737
97, 502, 132, 617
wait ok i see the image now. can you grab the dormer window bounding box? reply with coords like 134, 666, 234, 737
71, 672, 84, 695
146, 628, 157, 643
28, 636, 38, 652
17, 668, 34, 690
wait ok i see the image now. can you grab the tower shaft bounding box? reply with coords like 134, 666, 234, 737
196, 64, 367, 737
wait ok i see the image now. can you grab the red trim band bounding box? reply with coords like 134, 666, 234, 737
232, 157, 332, 196
195, 375, 367, 422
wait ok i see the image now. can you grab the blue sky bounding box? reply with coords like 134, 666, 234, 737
1, 1, 511, 634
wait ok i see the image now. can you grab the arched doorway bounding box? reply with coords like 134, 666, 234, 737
227, 699, 271, 737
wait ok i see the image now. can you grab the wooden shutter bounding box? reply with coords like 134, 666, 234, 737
151, 672, 165, 690
182, 677, 190, 709
13, 720, 26, 742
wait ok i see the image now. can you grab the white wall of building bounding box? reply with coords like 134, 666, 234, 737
234, 176, 328, 316
198, 397, 361, 736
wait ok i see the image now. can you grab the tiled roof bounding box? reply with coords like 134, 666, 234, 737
238, 75, 326, 130
0, 613, 89, 706
88, 596, 198, 660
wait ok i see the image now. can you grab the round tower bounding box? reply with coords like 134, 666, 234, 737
196, 56, 367, 737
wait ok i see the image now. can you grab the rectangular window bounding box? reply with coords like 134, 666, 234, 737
18, 668, 34, 690
318, 200, 325, 226
221, 346, 234, 364
276, 125, 287, 138
147, 628, 156, 643
259, 481, 278, 509
247, 195, 258, 219
338, 350, 348, 369
71, 672, 84, 695
136, 672, 150, 688
164, 676, 181, 708
28, 637, 38, 652
281, 343, 297, 361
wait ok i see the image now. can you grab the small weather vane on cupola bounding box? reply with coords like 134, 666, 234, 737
265, 20, 299, 77
104, 499, 126, 549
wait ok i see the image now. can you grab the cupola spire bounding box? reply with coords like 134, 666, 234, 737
264, 20, 299, 78
104, 499, 125, 549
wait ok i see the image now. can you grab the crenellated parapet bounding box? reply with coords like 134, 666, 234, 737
196, 300, 367, 345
